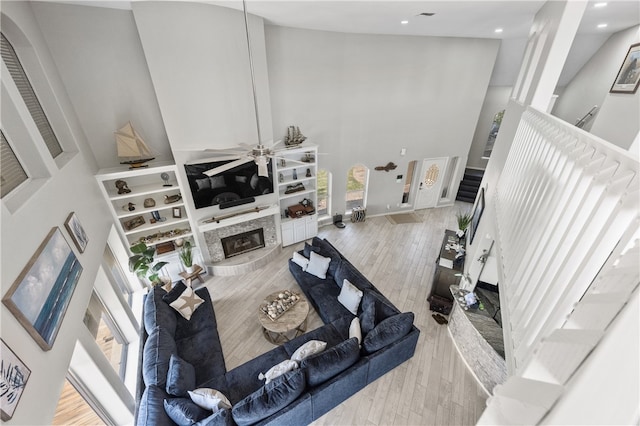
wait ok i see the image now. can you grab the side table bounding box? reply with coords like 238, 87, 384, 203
179, 264, 205, 285
257, 291, 309, 345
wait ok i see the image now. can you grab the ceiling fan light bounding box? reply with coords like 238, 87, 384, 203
256, 156, 269, 177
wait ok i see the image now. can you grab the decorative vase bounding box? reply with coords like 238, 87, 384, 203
456, 229, 465, 239
185, 265, 194, 274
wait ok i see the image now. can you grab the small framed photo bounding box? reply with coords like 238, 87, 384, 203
610, 42, 640, 94
172, 207, 182, 218
64, 212, 88, 253
1, 339, 31, 421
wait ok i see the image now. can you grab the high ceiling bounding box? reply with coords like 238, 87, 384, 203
37, 0, 640, 85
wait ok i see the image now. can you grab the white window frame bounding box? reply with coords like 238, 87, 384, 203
345, 164, 369, 213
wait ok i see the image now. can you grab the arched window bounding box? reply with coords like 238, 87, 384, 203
345, 164, 369, 212
317, 169, 331, 217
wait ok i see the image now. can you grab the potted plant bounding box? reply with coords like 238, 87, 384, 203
179, 240, 194, 273
129, 242, 168, 286
455, 210, 472, 239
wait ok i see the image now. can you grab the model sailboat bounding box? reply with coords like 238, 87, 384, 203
115, 122, 155, 169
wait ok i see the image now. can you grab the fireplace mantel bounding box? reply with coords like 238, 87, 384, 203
198, 204, 280, 233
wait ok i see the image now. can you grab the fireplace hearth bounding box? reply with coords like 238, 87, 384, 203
220, 228, 266, 259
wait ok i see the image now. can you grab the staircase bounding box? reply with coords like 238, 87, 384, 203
456, 168, 484, 203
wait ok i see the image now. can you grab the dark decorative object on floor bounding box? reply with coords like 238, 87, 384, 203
351, 206, 366, 222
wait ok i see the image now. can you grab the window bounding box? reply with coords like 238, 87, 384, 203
345, 164, 369, 211
317, 169, 331, 216
1, 32, 63, 158
0, 130, 28, 198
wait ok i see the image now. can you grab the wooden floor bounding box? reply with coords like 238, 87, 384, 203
207, 203, 488, 426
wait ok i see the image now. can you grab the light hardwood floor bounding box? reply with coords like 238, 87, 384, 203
207, 203, 488, 426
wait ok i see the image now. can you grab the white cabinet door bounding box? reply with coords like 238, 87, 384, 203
281, 221, 295, 246
293, 219, 307, 243
305, 215, 318, 237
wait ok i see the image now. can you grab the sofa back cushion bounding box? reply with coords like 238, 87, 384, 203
144, 286, 177, 337
334, 260, 373, 292
300, 337, 360, 387
143, 326, 177, 387
231, 369, 306, 426
136, 385, 173, 426
362, 312, 414, 354
359, 291, 401, 335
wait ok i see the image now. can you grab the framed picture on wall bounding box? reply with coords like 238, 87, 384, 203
610, 42, 640, 94
0, 339, 31, 421
2, 228, 83, 351
469, 188, 485, 245
64, 212, 88, 253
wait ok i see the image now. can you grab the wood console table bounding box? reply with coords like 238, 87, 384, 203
429, 230, 464, 312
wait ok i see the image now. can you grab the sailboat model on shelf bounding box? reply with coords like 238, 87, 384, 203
115, 121, 155, 169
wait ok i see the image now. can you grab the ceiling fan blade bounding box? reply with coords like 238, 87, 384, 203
204, 147, 249, 155
186, 155, 244, 165
203, 157, 253, 176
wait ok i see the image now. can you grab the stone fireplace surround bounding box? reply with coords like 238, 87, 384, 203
204, 215, 278, 263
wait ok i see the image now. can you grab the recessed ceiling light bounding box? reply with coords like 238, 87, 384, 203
594, 2, 607, 8
495, 28, 503, 33
597, 23, 608, 28
401, 20, 409, 25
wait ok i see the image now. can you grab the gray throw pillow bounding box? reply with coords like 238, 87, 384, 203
231, 369, 305, 426
166, 354, 196, 397
359, 291, 400, 335
136, 385, 173, 426
164, 398, 211, 426
300, 337, 360, 387
143, 326, 177, 387
362, 312, 414, 354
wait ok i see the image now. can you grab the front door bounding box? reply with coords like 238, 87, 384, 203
415, 158, 447, 209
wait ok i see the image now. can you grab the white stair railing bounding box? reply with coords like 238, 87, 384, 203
479, 106, 639, 424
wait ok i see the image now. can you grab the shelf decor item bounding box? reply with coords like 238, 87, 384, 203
128, 242, 168, 286
115, 121, 155, 169
2, 227, 83, 351
284, 125, 307, 147
115, 179, 131, 194
64, 212, 89, 253
160, 172, 172, 187
610, 42, 640, 94
0, 339, 31, 421
123, 215, 145, 231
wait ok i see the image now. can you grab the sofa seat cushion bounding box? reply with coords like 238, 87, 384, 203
300, 337, 360, 387
176, 328, 226, 386
224, 345, 290, 403
362, 312, 415, 354
137, 385, 173, 426
171, 288, 218, 341
307, 284, 353, 323
143, 326, 177, 387
144, 286, 177, 336
289, 260, 328, 293
193, 408, 233, 426
231, 369, 306, 426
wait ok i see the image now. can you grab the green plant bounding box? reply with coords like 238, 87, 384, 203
456, 210, 472, 231
129, 242, 168, 285
179, 241, 193, 268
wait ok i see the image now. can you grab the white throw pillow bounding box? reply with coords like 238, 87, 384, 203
306, 251, 331, 279
290, 340, 327, 363
338, 279, 363, 315
349, 317, 362, 347
292, 252, 310, 271
169, 285, 205, 320
258, 359, 298, 384
188, 388, 232, 411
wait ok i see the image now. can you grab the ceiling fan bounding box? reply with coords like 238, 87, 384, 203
196, 0, 307, 178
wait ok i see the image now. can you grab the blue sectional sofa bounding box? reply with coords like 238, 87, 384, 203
135, 237, 419, 425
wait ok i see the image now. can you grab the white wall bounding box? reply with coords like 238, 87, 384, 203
552, 25, 640, 144
266, 26, 500, 215
1, 3, 116, 424
467, 86, 512, 170
29, 2, 173, 169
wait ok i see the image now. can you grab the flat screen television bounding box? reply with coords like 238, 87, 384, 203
184, 159, 273, 209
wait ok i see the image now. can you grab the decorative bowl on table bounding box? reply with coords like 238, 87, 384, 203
260, 290, 301, 321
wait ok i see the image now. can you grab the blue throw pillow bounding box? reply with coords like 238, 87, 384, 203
362, 312, 414, 354
163, 281, 188, 304
143, 326, 177, 387
231, 369, 305, 426
166, 354, 196, 397
136, 385, 173, 426
164, 398, 211, 426
300, 337, 360, 387
359, 291, 400, 335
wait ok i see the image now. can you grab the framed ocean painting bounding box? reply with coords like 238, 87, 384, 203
2, 227, 83, 351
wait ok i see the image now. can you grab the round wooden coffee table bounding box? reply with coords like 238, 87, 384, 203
258, 291, 309, 345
